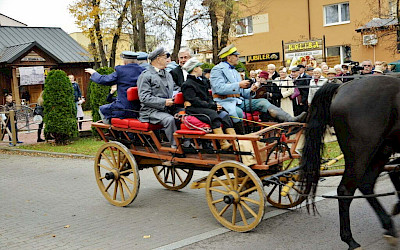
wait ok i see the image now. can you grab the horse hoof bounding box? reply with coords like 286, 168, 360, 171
392, 203, 400, 216
384, 234, 398, 246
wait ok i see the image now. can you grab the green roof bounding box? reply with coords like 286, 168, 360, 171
0, 26, 91, 63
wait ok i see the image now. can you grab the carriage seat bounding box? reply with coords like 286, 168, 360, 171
243, 111, 261, 122
110, 87, 163, 131
174, 92, 210, 135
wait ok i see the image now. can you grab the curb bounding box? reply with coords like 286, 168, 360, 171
0, 146, 94, 159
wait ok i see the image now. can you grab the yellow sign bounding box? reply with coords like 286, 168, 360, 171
246, 53, 279, 63
285, 39, 323, 52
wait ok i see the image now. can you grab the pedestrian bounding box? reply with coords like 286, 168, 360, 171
137, 47, 178, 148
4, 94, 22, 145
68, 75, 82, 115
34, 91, 45, 142
308, 68, 327, 104
181, 57, 236, 150
77, 97, 85, 130
361, 60, 373, 75
258, 70, 281, 107
85, 51, 145, 124
275, 66, 294, 116
290, 67, 309, 116
266, 64, 279, 80
341, 64, 352, 82
327, 68, 342, 84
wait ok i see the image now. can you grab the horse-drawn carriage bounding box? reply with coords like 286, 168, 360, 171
91, 86, 307, 232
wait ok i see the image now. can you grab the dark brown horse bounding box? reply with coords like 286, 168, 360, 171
299, 76, 400, 249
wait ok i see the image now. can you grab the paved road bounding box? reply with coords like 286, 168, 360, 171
1, 153, 399, 249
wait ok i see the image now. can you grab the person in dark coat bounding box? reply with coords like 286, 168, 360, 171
170, 47, 192, 90
290, 67, 310, 115
181, 58, 236, 150
85, 51, 145, 124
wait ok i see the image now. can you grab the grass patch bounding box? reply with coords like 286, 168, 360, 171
19, 137, 105, 156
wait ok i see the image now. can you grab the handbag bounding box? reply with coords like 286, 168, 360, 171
290, 88, 300, 100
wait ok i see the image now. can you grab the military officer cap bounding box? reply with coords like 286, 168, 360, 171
137, 52, 148, 60
121, 51, 139, 59
148, 47, 170, 61
218, 44, 240, 59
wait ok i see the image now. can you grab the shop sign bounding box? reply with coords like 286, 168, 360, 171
284, 39, 323, 53
21, 51, 46, 62
246, 52, 279, 63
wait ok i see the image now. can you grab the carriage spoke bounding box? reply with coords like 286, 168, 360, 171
213, 175, 231, 191
232, 203, 237, 225
120, 178, 132, 196
113, 180, 119, 200
118, 180, 125, 202
237, 176, 250, 192
157, 166, 165, 176
239, 186, 257, 196
209, 187, 229, 195
117, 149, 121, 169
278, 185, 282, 203
222, 167, 233, 189
237, 203, 248, 226
172, 168, 176, 186
212, 198, 224, 204
234, 168, 238, 190
164, 167, 170, 182
218, 204, 231, 216
121, 175, 135, 185
267, 184, 277, 198
104, 179, 114, 192
241, 196, 261, 206
287, 193, 294, 205
240, 201, 258, 218
101, 153, 114, 168
175, 169, 184, 183
119, 155, 128, 170
108, 147, 118, 167
98, 163, 112, 171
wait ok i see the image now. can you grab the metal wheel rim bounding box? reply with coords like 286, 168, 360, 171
205, 160, 265, 232
94, 141, 140, 207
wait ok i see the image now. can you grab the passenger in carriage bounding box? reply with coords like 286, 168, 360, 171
210, 44, 307, 134
181, 58, 236, 150
85, 51, 145, 124
137, 47, 178, 148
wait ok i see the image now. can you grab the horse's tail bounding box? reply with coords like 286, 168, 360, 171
300, 83, 340, 198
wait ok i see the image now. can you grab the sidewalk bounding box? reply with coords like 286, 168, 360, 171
0, 114, 93, 147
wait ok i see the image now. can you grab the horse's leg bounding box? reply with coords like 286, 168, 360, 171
337, 174, 360, 250
358, 156, 398, 245
389, 171, 400, 215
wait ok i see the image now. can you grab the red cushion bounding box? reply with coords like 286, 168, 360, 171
127, 87, 139, 101
243, 112, 261, 122
128, 119, 163, 131
111, 118, 134, 128
176, 129, 207, 135
174, 92, 184, 105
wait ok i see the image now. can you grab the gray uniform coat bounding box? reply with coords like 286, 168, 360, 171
137, 65, 175, 124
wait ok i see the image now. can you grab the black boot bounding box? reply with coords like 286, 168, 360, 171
233, 122, 245, 135
268, 105, 307, 122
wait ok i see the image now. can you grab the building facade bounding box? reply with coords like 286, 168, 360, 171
232, 0, 400, 70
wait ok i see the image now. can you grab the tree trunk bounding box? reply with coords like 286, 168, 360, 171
220, 0, 233, 49
135, 0, 146, 51
93, 0, 107, 67
89, 27, 100, 69
208, 0, 219, 64
397, 0, 400, 52
130, 0, 140, 51
110, 0, 131, 68
171, 0, 187, 62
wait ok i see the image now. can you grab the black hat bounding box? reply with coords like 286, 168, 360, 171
296, 64, 305, 69
306, 67, 314, 71
291, 66, 300, 72
148, 47, 170, 61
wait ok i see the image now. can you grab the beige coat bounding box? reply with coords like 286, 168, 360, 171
274, 76, 294, 116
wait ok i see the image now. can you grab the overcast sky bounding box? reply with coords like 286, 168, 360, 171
0, 0, 80, 33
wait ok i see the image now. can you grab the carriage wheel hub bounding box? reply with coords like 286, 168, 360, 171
105, 169, 120, 180
224, 191, 240, 204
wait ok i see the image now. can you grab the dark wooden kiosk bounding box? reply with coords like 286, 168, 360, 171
0, 26, 92, 105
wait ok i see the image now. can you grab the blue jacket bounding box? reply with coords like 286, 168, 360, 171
210, 62, 252, 122
90, 63, 145, 119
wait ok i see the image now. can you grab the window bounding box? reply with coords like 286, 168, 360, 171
236, 16, 253, 36
324, 2, 350, 26
326, 45, 351, 64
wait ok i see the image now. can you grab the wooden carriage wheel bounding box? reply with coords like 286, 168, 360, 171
152, 166, 194, 190
205, 161, 265, 232
264, 174, 305, 209
94, 141, 140, 207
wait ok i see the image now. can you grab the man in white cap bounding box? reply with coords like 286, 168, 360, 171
210, 44, 306, 133
137, 47, 177, 148
85, 51, 144, 124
